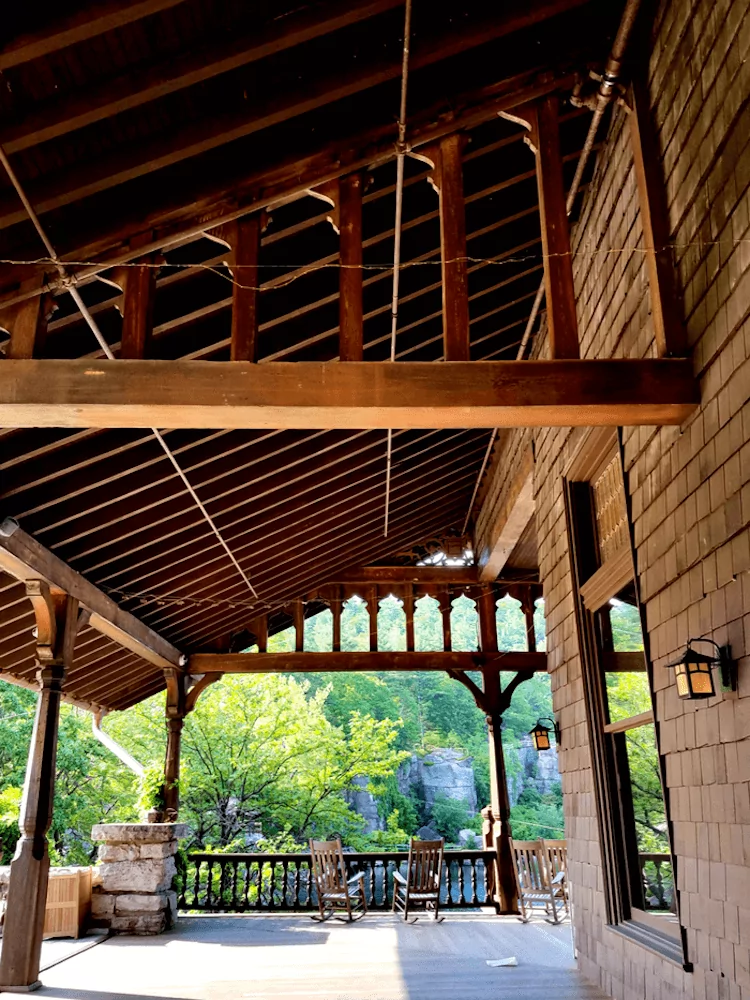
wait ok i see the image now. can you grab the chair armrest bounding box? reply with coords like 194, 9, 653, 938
392, 871, 407, 886
551, 871, 566, 885
347, 871, 365, 885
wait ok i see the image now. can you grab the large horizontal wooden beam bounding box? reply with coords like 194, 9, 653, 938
189, 651, 548, 674
0, 518, 183, 669
333, 566, 480, 585
0, 359, 698, 430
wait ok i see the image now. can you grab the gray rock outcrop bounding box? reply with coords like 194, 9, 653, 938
399, 749, 477, 815
345, 776, 384, 833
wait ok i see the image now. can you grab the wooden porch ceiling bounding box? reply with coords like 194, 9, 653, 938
0, 0, 643, 712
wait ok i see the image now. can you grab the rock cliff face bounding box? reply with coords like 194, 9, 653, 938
398, 749, 477, 814
345, 776, 384, 833
508, 735, 561, 805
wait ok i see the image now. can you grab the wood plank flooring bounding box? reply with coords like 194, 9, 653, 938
28, 914, 611, 1000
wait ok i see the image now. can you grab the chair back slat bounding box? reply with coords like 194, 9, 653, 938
406, 839, 444, 891
309, 839, 347, 894
512, 839, 549, 891
542, 839, 567, 882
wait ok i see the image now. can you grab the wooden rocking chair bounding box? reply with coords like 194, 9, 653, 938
512, 839, 567, 924
392, 838, 445, 922
309, 839, 367, 922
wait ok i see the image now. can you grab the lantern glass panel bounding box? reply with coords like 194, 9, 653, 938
532, 726, 551, 751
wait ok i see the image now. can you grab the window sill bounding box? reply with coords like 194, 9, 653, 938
606, 920, 691, 972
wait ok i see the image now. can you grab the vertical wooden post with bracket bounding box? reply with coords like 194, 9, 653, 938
339, 172, 364, 361
529, 96, 580, 359
628, 78, 686, 357
0, 584, 79, 992
435, 134, 471, 361
118, 232, 158, 360
446, 648, 535, 915
163, 669, 221, 820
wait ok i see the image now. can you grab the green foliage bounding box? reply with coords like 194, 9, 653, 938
138, 766, 167, 816
107, 674, 408, 849
510, 786, 565, 840
431, 795, 473, 843
0, 786, 21, 864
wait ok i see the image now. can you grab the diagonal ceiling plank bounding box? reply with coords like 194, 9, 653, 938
0, 0, 591, 230
0, 0, 188, 71
0, 0, 404, 154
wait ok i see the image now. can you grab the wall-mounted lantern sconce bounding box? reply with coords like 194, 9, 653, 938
667, 638, 736, 700
529, 717, 561, 751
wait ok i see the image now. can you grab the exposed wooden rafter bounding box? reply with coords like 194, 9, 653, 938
0, 519, 183, 669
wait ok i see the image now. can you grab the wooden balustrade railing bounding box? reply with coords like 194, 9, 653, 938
638, 852, 674, 911
176, 850, 496, 913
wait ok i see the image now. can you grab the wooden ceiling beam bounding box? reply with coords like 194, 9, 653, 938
0, 0, 404, 153
0, 0, 186, 71
0, 518, 183, 669
0, 359, 698, 430
332, 566, 479, 584
189, 650, 548, 674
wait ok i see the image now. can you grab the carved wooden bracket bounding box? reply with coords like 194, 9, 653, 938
447, 665, 535, 719
25, 580, 79, 669
184, 673, 222, 715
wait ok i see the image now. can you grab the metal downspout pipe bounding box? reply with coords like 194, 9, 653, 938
461, 0, 644, 536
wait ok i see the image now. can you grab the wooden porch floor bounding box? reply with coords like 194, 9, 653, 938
24, 914, 610, 1000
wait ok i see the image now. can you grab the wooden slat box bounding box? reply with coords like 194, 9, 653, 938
43, 867, 92, 939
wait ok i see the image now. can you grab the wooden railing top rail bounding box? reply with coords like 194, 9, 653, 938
187, 849, 494, 862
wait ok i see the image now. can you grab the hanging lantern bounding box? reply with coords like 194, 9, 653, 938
668, 639, 735, 700
530, 717, 560, 751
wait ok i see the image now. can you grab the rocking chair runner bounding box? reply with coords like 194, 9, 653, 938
309, 839, 367, 921
392, 838, 445, 921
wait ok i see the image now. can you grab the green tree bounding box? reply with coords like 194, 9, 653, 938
106, 674, 408, 847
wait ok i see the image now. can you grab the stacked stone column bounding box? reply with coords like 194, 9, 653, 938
91, 823, 187, 934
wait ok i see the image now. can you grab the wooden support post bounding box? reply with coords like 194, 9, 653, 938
0, 586, 78, 992
332, 588, 342, 652
0, 277, 53, 359
519, 585, 537, 653
339, 173, 364, 361
478, 586, 498, 654
293, 600, 305, 652
532, 96, 580, 359
437, 587, 452, 651
436, 134, 471, 360
119, 234, 157, 360
251, 614, 268, 652
485, 703, 520, 914
365, 585, 378, 652
163, 667, 185, 820
628, 79, 685, 357
403, 586, 415, 652
230, 215, 262, 362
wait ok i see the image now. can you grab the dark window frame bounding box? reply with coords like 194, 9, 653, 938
563, 428, 690, 970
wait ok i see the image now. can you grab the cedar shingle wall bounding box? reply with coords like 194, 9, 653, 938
478, 0, 750, 996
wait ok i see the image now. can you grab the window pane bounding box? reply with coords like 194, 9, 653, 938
605, 672, 652, 722
622, 723, 674, 915
609, 599, 644, 652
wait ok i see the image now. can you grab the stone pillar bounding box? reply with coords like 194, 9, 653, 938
91, 823, 187, 934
